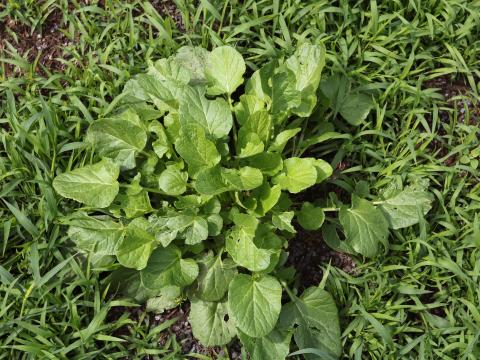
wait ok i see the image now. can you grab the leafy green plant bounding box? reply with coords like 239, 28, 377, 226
52, 43, 433, 358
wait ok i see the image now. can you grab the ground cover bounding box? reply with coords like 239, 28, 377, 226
1, 1, 480, 359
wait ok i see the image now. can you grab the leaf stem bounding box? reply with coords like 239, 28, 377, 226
280, 281, 296, 301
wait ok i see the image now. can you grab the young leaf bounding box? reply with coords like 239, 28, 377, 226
297, 202, 325, 230
158, 168, 188, 196
86, 109, 147, 170
175, 124, 221, 176
195, 166, 230, 195
222, 167, 263, 191
234, 95, 266, 126
116, 218, 156, 270
272, 211, 296, 233
189, 298, 237, 346
269, 128, 301, 153
254, 183, 282, 216
280, 286, 341, 359
205, 46, 246, 95
286, 42, 326, 117
113, 174, 152, 218
195, 252, 237, 302
183, 216, 209, 245
226, 214, 271, 272
237, 131, 265, 158
179, 86, 232, 138
379, 187, 433, 229
228, 274, 282, 338
53, 159, 120, 208
270, 71, 301, 122
339, 197, 389, 257
273, 157, 317, 194
149, 121, 171, 159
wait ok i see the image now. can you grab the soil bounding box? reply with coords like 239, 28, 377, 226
423, 76, 479, 125
286, 228, 357, 291
0, 8, 73, 76
147, 0, 185, 31
0, 0, 185, 78
423, 76, 479, 166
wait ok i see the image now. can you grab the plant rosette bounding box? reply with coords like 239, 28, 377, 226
53, 43, 433, 359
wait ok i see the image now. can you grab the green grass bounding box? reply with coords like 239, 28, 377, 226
1, 0, 480, 359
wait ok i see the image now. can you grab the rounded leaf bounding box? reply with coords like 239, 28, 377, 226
228, 274, 282, 338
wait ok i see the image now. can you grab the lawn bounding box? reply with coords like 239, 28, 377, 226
1, 0, 480, 359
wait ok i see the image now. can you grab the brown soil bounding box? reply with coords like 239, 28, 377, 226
149, 0, 185, 31
423, 76, 479, 165
423, 76, 479, 125
0, 8, 73, 76
287, 228, 357, 291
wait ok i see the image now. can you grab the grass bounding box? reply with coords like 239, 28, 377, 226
1, 0, 480, 359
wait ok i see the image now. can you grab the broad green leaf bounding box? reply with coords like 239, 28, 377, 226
222, 167, 263, 191
141, 245, 198, 289
339, 93, 374, 126
270, 71, 301, 122
320, 75, 374, 126
280, 287, 341, 359
234, 95, 266, 125
286, 42, 326, 117
64, 212, 125, 255
312, 158, 333, 183
152, 211, 210, 246
228, 274, 282, 338
254, 183, 282, 216
195, 166, 230, 195
183, 216, 209, 245
149, 121, 171, 159
237, 131, 264, 158
175, 124, 221, 176
189, 299, 237, 346
195, 252, 237, 301
273, 157, 317, 194
269, 128, 301, 153
238, 328, 292, 360
339, 197, 389, 257
135, 71, 185, 110
113, 174, 153, 218
116, 218, 156, 270
86, 109, 147, 170
158, 168, 188, 196
179, 86, 232, 138
146, 286, 181, 313
272, 211, 296, 233
241, 110, 271, 143
226, 214, 271, 272
379, 187, 433, 229
247, 152, 283, 176
294, 326, 340, 360
297, 202, 325, 230
175, 46, 209, 85
205, 46, 246, 95
150, 58, 191, 84
322, 224, 356, 255
245, 61, 276, 102
53, 159, 120, 208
